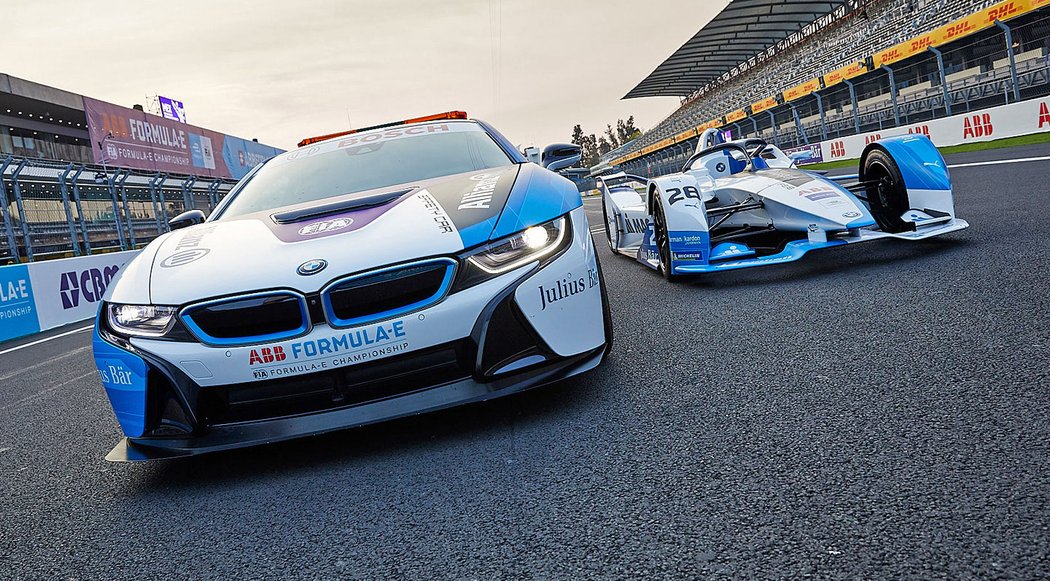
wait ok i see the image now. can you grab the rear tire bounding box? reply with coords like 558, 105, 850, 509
862, 148, 910, 233
651, 197, 679, 282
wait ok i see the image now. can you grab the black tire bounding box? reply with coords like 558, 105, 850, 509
651, 196, 679, 282
862, 148, 911, 233
594, 250, 614, 355
601, 195, 619, 251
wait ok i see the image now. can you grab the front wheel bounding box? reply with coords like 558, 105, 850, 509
862, 148, 910, 233
601, 196, 619, 251
651, 197, 679, 282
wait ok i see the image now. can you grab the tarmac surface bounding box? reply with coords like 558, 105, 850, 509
1, 145, 1048, 578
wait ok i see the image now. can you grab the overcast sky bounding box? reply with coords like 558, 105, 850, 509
4, 0, 729, 151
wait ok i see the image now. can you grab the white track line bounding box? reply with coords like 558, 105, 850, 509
947, 155, 1050, 168
0, 325, 93, 357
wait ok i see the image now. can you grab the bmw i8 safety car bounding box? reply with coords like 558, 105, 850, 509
94, 111, 612, 461
600, 129, 968, 279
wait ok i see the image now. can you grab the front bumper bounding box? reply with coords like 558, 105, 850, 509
107, 344, 604, 461
96, 207, 610, 461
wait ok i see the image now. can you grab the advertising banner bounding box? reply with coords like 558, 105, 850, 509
84, 97, 283, 180
27, 250, 140, 332
783, 143, 825, 166
159, 96, 187, 123
818, 95, 1050, 162
823, 62, 868, 88
752, 96, 779, 114
0, 264, 39, 342
783, 78, 822, 102
726, 109, 748, 123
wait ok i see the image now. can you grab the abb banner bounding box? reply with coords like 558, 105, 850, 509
0, 251, 139, 342
805, 96, 1050, 165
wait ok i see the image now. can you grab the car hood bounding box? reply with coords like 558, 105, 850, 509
143, 163, 579, 305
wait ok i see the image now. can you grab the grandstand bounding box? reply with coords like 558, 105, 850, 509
602, 0, 1050, 175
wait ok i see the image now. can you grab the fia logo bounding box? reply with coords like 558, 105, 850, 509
298, 218, 353, 236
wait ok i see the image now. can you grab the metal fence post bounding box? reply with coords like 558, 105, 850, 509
106, 170, 128, 251
767, 111, 778, 145
68, 166, 90, 255
207, 179, 222, 211
995, 20, 1021, 103
58, 164, 81, 256
115, 170, 136, 248
843, 79, 861, 134
929, 46, 952, 116
814, 93, 828, 142
790, 104, 808, 145
750, 117, 760, 138
881, 65, 902, 127
181, 176, 197, 212
0, 156, 20, 263
10, 159, 33, 262
148, 173, 167, 234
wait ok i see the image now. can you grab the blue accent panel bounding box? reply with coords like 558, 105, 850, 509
674, 239, 847, 274
871, 135, 951, 191
846, 217, 877, 228
667, 230, 711, 266
93, 324, 149, 438
321, 258, 456, 328
723, 150, 747, 174
490, 164, 582, 240
710, 241, 756, 261
751, 156, 770, 170
635, 223, 661, 270
181, 291, 311, 346
458, 218, 499, 249
0, 263, 40, 342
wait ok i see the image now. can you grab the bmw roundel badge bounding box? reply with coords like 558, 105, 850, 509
297, 259, 328, 276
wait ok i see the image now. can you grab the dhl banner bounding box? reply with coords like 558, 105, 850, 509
876, 0, 1035, 66
783, 78, 822, 102
752, 96, 779, 114
726, 109, 747, 123
674, 128, 698, 142
823, 62, 868, 88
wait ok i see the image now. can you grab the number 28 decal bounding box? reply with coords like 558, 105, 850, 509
667, 186, 702, 205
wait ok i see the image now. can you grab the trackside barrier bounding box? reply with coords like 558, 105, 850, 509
0, 250, 138, 343
785, 94, 1050, 165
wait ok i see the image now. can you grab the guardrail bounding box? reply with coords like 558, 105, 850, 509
0, 156, 238, 265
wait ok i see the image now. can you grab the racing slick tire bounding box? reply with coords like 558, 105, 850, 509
601, 194, 619, 251
862, 148, 910, 234
651, 196, 680, 282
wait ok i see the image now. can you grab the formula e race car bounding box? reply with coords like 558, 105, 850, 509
93, 111, 611, 461
599, 129, 969, 279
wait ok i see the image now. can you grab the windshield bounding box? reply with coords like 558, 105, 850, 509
218, 122, 512, 218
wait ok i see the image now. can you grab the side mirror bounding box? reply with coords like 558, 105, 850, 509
168, 209, 206, 230
541, 143, 581, 172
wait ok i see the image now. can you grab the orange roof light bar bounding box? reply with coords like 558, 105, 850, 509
297, 110, 468, 147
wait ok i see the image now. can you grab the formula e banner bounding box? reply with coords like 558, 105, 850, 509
0, 264, 38, 342
810, 95, 1050, 164
84, 97, 283, 180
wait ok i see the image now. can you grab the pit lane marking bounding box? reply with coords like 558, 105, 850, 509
0, 345, 91, 381
0, 370, 96, 412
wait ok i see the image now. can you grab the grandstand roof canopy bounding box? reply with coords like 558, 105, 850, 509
624, 0, 849, 99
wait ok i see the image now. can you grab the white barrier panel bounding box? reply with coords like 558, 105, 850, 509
795, 95, 1050, 164
28, 251, 139, 331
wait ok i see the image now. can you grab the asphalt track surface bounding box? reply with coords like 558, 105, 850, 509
2, 145, 1048, 579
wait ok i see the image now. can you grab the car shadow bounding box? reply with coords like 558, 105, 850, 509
121, 356, 617, 491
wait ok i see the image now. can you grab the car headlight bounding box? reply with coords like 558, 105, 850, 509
106, 303, 177, 337
467, 216, 568, 274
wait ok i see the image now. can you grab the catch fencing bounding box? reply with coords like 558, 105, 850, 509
0, 156, 238, 265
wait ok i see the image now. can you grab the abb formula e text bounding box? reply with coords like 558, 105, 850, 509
600, 129, 968, 279
93, 112, 612, 461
